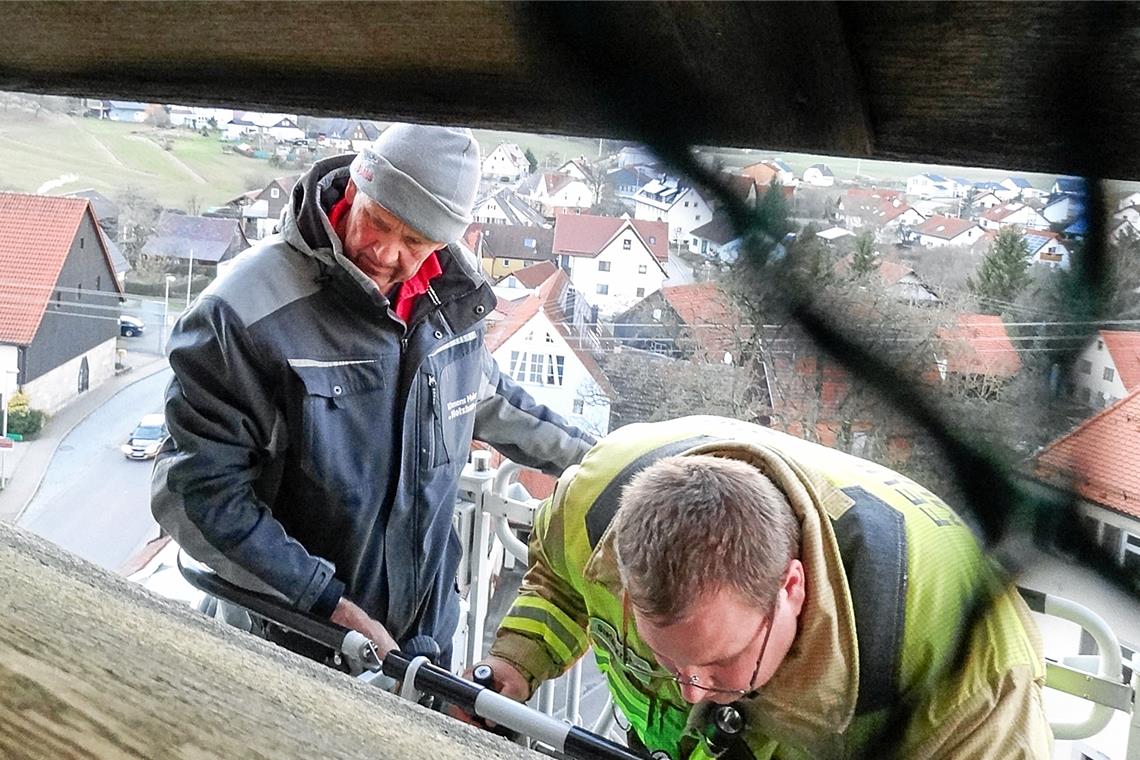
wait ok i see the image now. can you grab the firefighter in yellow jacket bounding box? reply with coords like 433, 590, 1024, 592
473, 416, 1052, 759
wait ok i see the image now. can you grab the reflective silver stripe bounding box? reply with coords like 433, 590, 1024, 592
428, 331, 478, 357
287, 358, 378, 368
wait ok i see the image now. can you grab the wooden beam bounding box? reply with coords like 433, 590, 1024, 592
0, 522, 534, 759
0, 1, 1137, 176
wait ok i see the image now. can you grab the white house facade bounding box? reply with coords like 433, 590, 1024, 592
979, 203, 1050, 231
1070, 331, 1137, 408
633, 181, 713, 252
906, 173, 956, 199
483, 143, 530, 182
802, 164, 835, 187
557, 221, 669, 317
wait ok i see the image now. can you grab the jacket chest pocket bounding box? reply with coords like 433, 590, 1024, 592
423, 338, 483, 469
289, 359, 392, 488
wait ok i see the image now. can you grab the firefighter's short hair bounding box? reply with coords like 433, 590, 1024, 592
614, 454, 800, 623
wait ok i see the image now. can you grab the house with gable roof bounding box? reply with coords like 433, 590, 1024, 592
632, 176, 713, 252
526, 171, 595, 218
1033, 388, 1140, 573
1068, 329, 1140, 409
979, 202, 1050, 231
740, 159, 795, 187
1043, 193, 1086, 226
933, 313, 1021, 398
834, 257, 941, 305
841, 194, 925, 231
552, 213, 669, 317
484, 268, 611, 435
689, 214, 744, 261
613, 281, 752, 365
495, 260, 559, 294
0, 193, 125, 413
998, 176, 1034, 199
913, 215, 985, 247
482, 143, 530, 182
471, 188, 548, 228
906, 172, 957, 199
226, 175, 300, 239
802, 164, 835, 187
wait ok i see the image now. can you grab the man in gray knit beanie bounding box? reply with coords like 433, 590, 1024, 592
153, 121, 596, 671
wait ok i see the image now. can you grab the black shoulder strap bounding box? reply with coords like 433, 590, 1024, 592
585, 435, 717, 548
835, 485, 908, 715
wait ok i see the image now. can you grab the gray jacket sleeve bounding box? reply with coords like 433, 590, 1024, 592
472, 346, 597, 476
151, 295, 343, 613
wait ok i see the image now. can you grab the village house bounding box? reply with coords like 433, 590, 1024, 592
0, 193, 124, 414
632, 176, 713, 252
979, 202, 1050, 231
933, 313, 1021, 399
972, 191, 1004, 210
471, 188, 548, 228
689, 215, 744, 261
551, 213, 668, 317
1068, 329, 1140, 409
226, 175, 300, 240
484, 268, 612, 436
1033, 388, 1140, 576
1021, 229, 1071, 269
315, 119, 382, 151
836, 257, 941, 305
740, 159, 794, 187
142, 214, 251, 271
613, 281, 751, 364
476, 224, 555, 282
493, 260, 559, 295
482, 143, 530, 182
525, 171, 595, 218
105, 100, 148, 123
802, 163, 835, 187
906, 173, 957, 199
913, 214, 986, 247
840, 194, 925, 231
1042, 193, 1086, 225
1052, 177, 1086, 196
616, 145, 658, 168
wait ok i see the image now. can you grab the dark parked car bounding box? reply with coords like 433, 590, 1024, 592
119, 315, 145, 337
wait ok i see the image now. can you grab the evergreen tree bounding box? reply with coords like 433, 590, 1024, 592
968, 226, 1031, 311
851, 230, 878, 275
524, 147, 538, 174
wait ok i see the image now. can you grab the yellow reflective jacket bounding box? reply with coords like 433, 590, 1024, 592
490, 416, 1051, 759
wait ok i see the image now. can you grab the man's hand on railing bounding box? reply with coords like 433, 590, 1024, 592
330, 596, 398, 657
450, 656, 531, 728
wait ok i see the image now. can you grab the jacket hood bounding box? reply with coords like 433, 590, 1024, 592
582, 420, 861, 754
279, 155, 486, 299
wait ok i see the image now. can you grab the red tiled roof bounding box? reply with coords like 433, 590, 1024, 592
936, 313, 1021, 377
659, 282, 749, 358
543, 172, 577, 196
915, 214, 978, 240
552, 213, 669, 262
0, 192, 121, 345
509, 260, 558, 289
1034, 386, 1140, 519
740, 162, 779, 186
1100, 329, 1140, 390
982, 202, 1028, 222
846, 187, 903, 202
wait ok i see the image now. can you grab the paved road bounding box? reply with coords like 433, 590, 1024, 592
19, 368, 172, 572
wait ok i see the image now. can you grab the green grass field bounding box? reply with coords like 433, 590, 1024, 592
0, 110, 281, 208
2, 105, 1129, 212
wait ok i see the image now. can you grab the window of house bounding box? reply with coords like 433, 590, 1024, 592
1079, 359, 1092, 374
1096, 391, 1106, 408
695, 215, 701, 221
529, 354, 544, 384
79, 238, 84, 249
573, 398, 585, 414
546, 355, 565, 386
509, 351, 526, 382
636, 288, 645, 298
596, 284, 609, 295
1097, 339, 1104, 350
1104, 367, 1115, 382
524, 238, 536, 249
638, 264, 647, 274
1079, 387, 1091, 403
649, 236, 656, 244
598, 261, 611, 272
692, 238, 698, 247
54, 290, 61, 309
623, 239, 631, 250
652, 308, 662, 321
502, 258, 511, 266
271, 188, 280, 199
684, 201, 690, 207
77, 283, 83, 300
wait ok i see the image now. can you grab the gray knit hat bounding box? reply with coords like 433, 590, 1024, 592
349, 123, 480, 244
